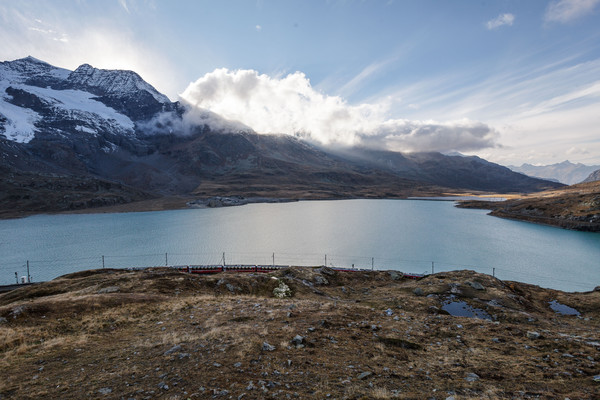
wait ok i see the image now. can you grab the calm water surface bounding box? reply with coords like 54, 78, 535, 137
0, 199, 598, 291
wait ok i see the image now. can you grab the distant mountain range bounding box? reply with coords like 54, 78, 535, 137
509, 161, 600, 185
0, 57, 563, 216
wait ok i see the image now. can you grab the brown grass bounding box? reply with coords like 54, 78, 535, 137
0, 267, 598, 399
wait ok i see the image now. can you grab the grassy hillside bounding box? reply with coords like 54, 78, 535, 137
1, 267, 599, 399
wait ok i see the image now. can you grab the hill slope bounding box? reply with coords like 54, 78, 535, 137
1, 267, 599, 399
458, 181, 600, 231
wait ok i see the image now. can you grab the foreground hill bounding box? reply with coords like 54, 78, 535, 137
1, 57, 562, 217
458, 181, 600, 232
1, 267, 598, 399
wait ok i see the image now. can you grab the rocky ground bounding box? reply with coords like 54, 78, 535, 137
1, 267, 599, 399
457, 181, 600, 232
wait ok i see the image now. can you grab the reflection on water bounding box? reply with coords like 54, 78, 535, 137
441, 296, 493, 320
548, 300, 580, 316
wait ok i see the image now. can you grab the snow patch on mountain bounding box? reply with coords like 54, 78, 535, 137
14, 84, 134, 131
0, 98, 40, 143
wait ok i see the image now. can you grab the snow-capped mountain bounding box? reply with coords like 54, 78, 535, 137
0, 57, 564, 216
0, 56, 176, 145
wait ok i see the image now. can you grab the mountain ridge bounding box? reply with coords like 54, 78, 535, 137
0, 56, 564, 217
509, 160, 600, 185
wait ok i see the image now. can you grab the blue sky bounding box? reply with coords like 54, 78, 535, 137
1, 0, 600, 166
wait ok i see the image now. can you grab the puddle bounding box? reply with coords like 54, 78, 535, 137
441, 296, 492, 320
549, 300, 580, 316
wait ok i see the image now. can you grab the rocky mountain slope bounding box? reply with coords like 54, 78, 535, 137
582, 169, 600, 183
1, 57, 563, 217
1, 267, 599, 399
509, 161, 600, 185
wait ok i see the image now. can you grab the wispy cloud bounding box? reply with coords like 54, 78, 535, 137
337, 58, 394, 98
544, 0, 600, 23
486, 13, 515, 30
118, 0, 130, 14
255, 24, 262, 32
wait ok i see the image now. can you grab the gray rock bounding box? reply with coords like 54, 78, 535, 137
213, 362, 222, 367
318, 266, 336, 276
97, 286, 119, 294
10, 305, 26, 318
234, 362, 242, 368
446, 397, 456, 400
384, 308, 394, 316
226, 283, 236, 292
0, 317, 7, 324
526, 331, 541, 340
357, 371, 373, 380
388, 271, 404, 280
98, 387, 112, 395
314, 275, 329, 285
593, 374, 600, 382
467, 281, 485, 290
178, 353, 190, 359
413, 287, 424, 296
158, 381, 169, 390
465, 373, 480, 382
164, 345, 182, 355
291, 335, 305, 347
262, 342, 276, 351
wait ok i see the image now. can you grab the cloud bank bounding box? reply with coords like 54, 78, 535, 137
486, 13, 515, 30
180, 68, 498, 153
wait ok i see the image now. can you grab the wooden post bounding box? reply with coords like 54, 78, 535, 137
102, 255, 105, 269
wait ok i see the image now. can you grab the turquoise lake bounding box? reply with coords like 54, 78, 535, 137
0, 199, 598, 291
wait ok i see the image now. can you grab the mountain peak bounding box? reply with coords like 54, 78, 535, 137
68, 63, 170, 104
18, 56, 48, 64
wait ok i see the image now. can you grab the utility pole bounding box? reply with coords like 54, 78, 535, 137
165, 252, 168, 267
102, 255, 105, 269
324, 254, 327, 267
431, 261, 434, 274
493, 267, 495, 278
15, 272, 18, 284
272, 252, 275, 267
27, 260, 30, 283
372, 257, 374, 271
222, 252, 226, 267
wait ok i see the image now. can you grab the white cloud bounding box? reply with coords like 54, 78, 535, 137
180, 68, 498, 153
544, 0, 600, 23
486, 13, 515, 30
255, 24, 262, 31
